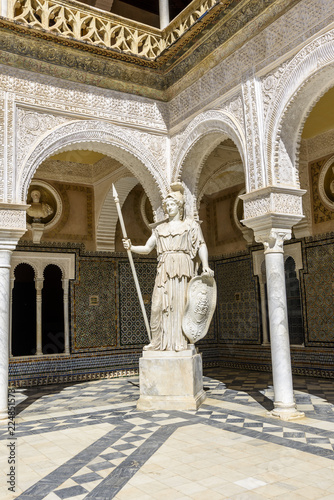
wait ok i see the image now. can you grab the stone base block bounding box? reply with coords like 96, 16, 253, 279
137, 345, 206, 411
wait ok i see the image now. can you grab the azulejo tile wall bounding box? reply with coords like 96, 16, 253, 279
73, 258, 117, 350
9, 233, 334, 385
300, 234, 334, 345
118, 260, 156, 346
215, 254, 260, 343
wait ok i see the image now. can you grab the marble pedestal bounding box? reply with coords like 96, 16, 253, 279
137, 345, 206, 411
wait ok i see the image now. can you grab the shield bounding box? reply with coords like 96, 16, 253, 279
182, 274, 217, 343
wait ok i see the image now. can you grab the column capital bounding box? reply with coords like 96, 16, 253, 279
240, 186, 306, 253
0, 203, 28, 250
240, 186, 306, 220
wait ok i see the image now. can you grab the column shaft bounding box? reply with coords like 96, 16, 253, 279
62, 279, 70, 354
0, 250, 12, 419
265, 251, 295, 408
35, 280, 43, 356
159, 0, 170, 29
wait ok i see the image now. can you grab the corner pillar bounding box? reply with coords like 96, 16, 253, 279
0, 205, 28, 420
241, 187, 305, 420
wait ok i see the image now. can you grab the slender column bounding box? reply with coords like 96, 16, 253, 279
0, 249, 13, 420
263, 231, 304, 420
9, 277, 14, 357
258, 275, 269, 345
0, 207, 29, 420
159, 0, 170, 29
35, 278, 43, 356
62, 278, 70, 354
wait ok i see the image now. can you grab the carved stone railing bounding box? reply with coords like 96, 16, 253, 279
7, 0, 221, 60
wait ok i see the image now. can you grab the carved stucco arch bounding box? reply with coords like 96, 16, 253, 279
18, 120, 168, 214
197, 161, 244, 203
265, 29, 334, 187
174, 111, 247, 204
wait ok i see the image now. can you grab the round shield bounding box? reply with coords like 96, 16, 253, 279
182, 274, 217, 343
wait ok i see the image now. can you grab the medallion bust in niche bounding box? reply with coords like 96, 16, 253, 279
26, 186, 56, 224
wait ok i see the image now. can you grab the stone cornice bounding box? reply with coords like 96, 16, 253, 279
0, 0, 302, 100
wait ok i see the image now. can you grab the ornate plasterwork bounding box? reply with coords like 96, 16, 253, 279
242, 78, 266, 191
0, 69, 168, 131
18, 120, 168, 214
241, 187, 305, 221
0, 209, 26, 229
11, 251, 75, 281
172, 107, 246, 196
16, 108, 72, 169
303, 129, 334, 162
263, 28, 334, 187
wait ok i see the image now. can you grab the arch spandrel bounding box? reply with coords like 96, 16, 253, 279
264, 29, 334, 187
17, 120, 168, 216
172, 111, 247, 208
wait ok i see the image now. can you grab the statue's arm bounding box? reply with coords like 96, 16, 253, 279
198, 243, 214, 276
123, 233, 156, 255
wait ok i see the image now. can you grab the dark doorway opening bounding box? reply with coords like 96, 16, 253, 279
12, 263, 36, 356
42, 264, 64, 354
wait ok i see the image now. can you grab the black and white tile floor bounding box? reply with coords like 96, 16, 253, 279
1, 368, 334, 499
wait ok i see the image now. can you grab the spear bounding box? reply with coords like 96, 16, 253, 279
112, 184, 152, 342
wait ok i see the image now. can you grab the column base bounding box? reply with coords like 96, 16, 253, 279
268, 403, 305, 421
137, 345, 206, 411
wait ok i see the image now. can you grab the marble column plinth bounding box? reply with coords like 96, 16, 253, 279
137, 345, 206, 411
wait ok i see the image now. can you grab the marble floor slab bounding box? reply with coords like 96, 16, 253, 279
1, 367, 334, 499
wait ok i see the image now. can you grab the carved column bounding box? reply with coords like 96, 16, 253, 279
9, 277, 14, 357
0, 206, 27, 420
241, 188, 306, 420
258, 274, 270, 345
35, 278, 43, 356
62, 278, 70, 354
261, 230, 304, 419
159, 0, 170, 29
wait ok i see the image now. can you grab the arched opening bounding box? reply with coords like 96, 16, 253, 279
42, 264, 64, 354
12, 263, 36, 356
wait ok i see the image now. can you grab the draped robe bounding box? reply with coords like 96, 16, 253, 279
149, 218, 205, 351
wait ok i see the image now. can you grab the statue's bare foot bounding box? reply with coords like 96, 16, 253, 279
174, 345, 186, 352
143, 343, 155, 351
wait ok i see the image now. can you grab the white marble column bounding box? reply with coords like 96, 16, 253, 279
258, 274, 270, 345
241, 187, 306, 420
0, 206, 29, 420
9, 277, 14, 357
262, 231, 304, 420
0, 249, 13, 419
159, 0, 170, 29
62, 278, 70, 354
35, 278, 43, 356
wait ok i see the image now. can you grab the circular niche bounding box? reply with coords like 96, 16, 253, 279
140, 192, 154, 228
318, 156, 334, 210
26, 181, 62, 229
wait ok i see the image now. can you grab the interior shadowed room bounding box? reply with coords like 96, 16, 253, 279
0, 0, 334, 499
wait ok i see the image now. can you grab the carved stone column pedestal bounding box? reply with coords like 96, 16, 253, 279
137, 345, 206, 411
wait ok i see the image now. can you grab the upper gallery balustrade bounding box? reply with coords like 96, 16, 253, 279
7, 0, 222, 60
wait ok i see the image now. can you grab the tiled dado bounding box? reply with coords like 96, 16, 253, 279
10, 232, 334, 385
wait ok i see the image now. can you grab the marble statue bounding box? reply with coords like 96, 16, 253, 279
27, 189, 54, 222
123, 184, 214, 351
